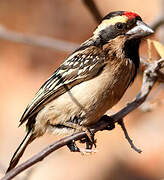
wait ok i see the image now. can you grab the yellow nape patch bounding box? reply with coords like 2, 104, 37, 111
94, 15, 128, 35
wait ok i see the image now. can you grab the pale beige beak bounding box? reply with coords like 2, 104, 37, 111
126, 20, 154, 39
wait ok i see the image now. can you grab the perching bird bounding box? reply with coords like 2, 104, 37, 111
7, 11, 154, 172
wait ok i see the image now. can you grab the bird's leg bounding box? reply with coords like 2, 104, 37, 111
80, 134, 96, 149
62, 121, 96, 148
86, 134, 96, 149
67, 140, 80, 152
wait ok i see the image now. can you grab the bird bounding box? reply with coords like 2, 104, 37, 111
6, 11, 154, 172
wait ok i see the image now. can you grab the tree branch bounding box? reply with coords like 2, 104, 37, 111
0, 25, 78, 52
82, 0, 102, 23
1, 58, 164, 180
150, 0, 164, 30
118, 119, 142, 153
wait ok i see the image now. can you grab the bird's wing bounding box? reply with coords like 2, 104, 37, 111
19, 46, 106, 125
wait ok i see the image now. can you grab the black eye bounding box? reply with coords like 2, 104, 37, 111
116, 23, 124, 30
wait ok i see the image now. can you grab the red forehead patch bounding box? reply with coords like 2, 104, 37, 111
124, 11, 140, 20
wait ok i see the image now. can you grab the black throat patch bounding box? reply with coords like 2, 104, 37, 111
123, 39, 140, 82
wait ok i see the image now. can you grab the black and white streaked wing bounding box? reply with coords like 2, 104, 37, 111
19, 46, 106, 125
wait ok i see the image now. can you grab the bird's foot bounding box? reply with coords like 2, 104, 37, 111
67, 140, 97, 154
62, 121, 96, 150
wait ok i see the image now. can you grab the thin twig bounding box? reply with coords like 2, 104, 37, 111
0, 25, 78, 52
118, 119, 142, 153
151, 17, 164, 31
150, 0, 164, 30
1, 58, 163, 180
82, 0, 102, 23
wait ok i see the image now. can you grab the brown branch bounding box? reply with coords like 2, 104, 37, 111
118, 119, 142, 153
1, 58, 164, 180
151, 17, 164, 31
0, 25, 78, 52
0, 0, 102, 52
82, 0, 102, 23
150, 0, 164, 30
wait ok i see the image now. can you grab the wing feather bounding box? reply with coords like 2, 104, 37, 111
20, 46, 106, 125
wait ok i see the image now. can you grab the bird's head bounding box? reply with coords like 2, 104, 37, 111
93, 11, 154, 45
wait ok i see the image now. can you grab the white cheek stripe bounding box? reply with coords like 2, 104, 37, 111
94, 15, 128, 35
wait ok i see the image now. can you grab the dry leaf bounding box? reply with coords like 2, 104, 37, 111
147, 39, 152, 61
152, 40, 164, 58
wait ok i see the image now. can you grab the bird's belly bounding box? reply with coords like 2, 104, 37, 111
35, 63, 132, 135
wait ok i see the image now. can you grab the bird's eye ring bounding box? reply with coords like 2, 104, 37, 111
116, 23, 124, 30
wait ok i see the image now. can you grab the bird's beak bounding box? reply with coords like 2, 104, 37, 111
126, 20, 154, 39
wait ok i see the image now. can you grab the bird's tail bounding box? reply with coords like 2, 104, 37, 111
6, 129, 34, 173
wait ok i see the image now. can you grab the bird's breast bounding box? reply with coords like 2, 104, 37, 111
78, 57, 136, 125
